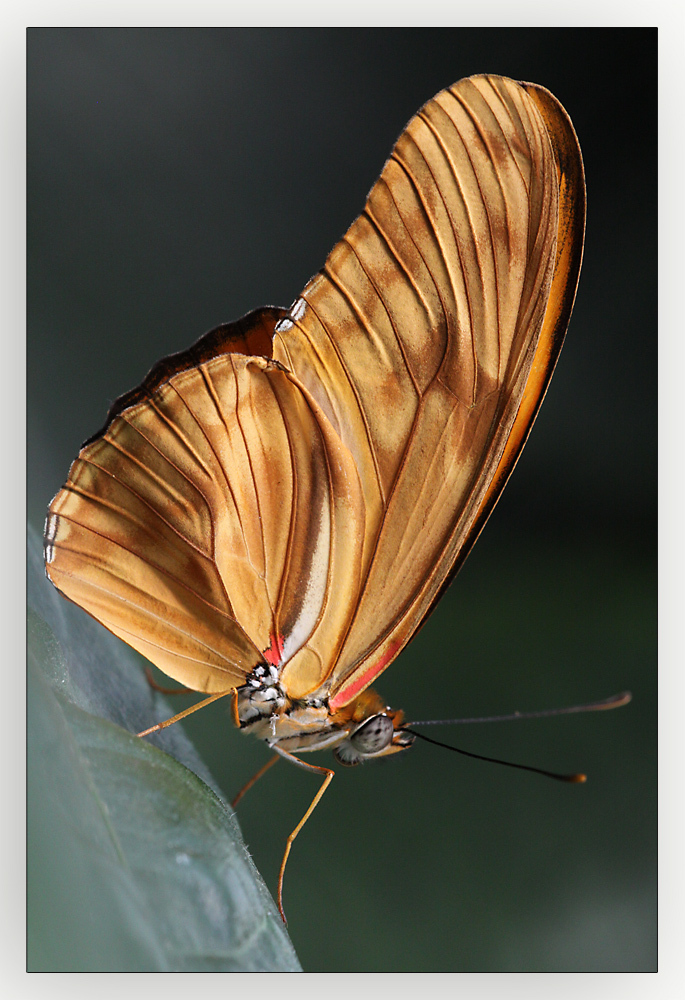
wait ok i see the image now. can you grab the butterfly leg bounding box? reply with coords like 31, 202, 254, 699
144, 665, 193, 696
272, 745, 335, 924
231, 754, 279, 809
136, 689, 233, 738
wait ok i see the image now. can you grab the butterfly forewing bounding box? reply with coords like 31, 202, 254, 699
274, 75, 582, 707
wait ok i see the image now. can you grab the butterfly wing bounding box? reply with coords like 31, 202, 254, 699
45, 309, 367, 693
437, 80, 587, 605
271, 75, 585, 707
45, 74, 584, 709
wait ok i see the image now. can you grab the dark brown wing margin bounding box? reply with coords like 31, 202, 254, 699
82, 305, 286, 447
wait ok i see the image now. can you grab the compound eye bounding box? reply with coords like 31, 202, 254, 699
349, 714, 394, 755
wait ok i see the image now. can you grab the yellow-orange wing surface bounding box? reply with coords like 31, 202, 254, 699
44, 74, 585, 708
44, 306, 367, 694
273, 75, 585, 707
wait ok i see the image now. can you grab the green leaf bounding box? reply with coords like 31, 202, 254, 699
27, 527, 301, 972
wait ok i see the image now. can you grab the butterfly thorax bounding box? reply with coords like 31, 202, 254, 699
233, 665, 414, 765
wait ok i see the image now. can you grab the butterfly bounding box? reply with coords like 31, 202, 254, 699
44, 74, 586, 919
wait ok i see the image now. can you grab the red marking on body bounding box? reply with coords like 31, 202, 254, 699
329, 640, 402, 711
263, 632, 285, 667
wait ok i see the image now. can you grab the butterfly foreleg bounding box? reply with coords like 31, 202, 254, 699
136, 689, 233, 738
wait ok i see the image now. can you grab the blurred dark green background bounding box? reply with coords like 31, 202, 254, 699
27, 28, 656, 971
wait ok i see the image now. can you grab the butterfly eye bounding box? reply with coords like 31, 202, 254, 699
349, 714, 394, 755
333, 713, 397, 766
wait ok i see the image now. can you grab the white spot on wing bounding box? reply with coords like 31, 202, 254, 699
275, 318, 293, 334
281, 484, 331, 664
44, 514, 58, 563
290, 298, 306, 321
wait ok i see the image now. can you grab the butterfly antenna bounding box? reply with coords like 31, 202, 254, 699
408, 691, 631, 727
402, 691, 632, 783
404, 728, 586, 782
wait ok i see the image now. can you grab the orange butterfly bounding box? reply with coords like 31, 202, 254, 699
44, 74, 586, 919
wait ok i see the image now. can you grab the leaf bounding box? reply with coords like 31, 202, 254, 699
27, 526, 301, 972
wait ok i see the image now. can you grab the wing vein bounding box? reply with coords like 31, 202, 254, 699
193, 362, 254, 573
62, 471, 213, 564
230, 356, 269, 586
341, 233, 421, 397
51, 519, 243, 626
448, 87, 510, 384
299, 283, 386, 506
415, 108, 479, 401
262, 371, 298, 636
362, 205, 436, 330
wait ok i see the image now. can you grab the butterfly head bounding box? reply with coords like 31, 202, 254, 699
332, 710, 415, 766
329, 687, 415, 766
